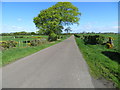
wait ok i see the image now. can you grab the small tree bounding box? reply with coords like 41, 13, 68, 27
64, 27, 72, 33
31, 32, 36, 35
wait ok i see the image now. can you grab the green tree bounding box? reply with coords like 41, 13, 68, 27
64, 27, 72, 33
31, 32, 36, 35
33, 2, 81, 41
19, 31, 27, 35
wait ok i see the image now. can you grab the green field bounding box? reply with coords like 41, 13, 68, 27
75, 33, 120, 88
1, 35, 48, 47
1, 35, 68, 66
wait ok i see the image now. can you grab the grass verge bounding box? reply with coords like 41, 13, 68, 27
75, 37, 120, 88
1, 36, 68, 66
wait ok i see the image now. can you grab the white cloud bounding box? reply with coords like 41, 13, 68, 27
92, 26, 118, 33
70, 23, 95, 33
2, 24, 37, 33
2, 25, 28, 33
112, 26, 120, 29
70, 23, 118, 33
11, 25, 27, 32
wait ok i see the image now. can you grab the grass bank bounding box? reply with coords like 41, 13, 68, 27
75, 34, 120, 88
1, 35, 69, 66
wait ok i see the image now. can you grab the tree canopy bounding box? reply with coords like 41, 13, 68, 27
33, 2, 81, 35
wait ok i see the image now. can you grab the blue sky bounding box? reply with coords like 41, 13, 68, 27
2, 2, 118, 33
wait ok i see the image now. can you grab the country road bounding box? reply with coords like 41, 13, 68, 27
2, 35, 95, 88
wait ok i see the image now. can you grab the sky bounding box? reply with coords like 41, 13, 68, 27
2, 2, 118, 33
1, 0, 120, 2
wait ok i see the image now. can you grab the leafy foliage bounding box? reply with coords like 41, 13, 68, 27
64, 27, 72, 33
30, 38, 48, 46
15, 36, 24, 38
48, 32, 57, 42
33, 2, 81, 36
74, 34, 106, 45
0, 41, 18, 49
83, 35, 105, 45
74, 34, 80, 38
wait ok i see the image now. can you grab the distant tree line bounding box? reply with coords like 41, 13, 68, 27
1, 31, 118, 36
73, 32, 118, 34
0, 31, 37, 36
0, 31, 74, 36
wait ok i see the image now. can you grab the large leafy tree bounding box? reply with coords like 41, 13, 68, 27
33, 2, 81, 36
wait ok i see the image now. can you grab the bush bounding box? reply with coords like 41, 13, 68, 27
0, 41, 9, 48
0, 41, 18, 49
57, 35, 63, 39
15, 36, 24, 38
61, 36, 63, 38
83, 35, 105, 45
106, 43, 113, 49
23, 40, 30, 43
7, 41, 18, 48
80, 35, 84, 39
57, 35, 60, 39
48, 33, 57, 42
30, 40, 38, 46
28, 38, 47, 46
74, 34, 80, 38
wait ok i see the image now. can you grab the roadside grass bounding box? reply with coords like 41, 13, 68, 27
75, 34, 120, 88
1, 35, 68, 66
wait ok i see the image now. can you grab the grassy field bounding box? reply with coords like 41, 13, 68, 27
1, 35, 68, 66
75, 33, 120, 88
1, 35, 48, 47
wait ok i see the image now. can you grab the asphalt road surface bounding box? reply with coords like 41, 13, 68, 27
2, 35, 95, 88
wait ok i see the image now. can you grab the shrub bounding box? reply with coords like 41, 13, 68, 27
48, 33, 57, 42
27, 43, 31, 46
74, 34, 80, 38
28, 38, 47, 46
83, 35, 105, 45
0, 41, 9, 48
0, 46, 4, 50
61, 36, 63, 39
80, 35, 84, 39
7, 41, 18, 48
106, 43, 113, 49
23, 40, 30, 43
30, 40, 38, 46
30, 39, 42, 46
57, 35, 60, 39
15, 36, 24, 38
96, 36, 105, 44
0, 41, 18, 49
57, 35, 63, 39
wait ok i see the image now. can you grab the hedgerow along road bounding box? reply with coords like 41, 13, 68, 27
2, 35, 94, 88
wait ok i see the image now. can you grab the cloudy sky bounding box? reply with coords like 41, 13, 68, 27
2, 2, 118, 33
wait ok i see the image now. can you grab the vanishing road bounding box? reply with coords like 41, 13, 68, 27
2, 35, 94, 88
